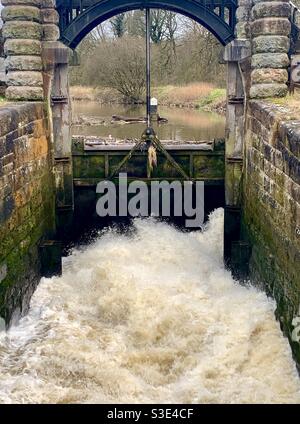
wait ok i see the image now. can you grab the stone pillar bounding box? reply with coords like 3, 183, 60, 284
41, 0, 60, 45
250, 0, 291, 98
236, 0, 253, 40
2, 0, 44, 101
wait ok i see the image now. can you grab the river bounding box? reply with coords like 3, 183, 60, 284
0, 210, 299, 404
72, 102, 226, 141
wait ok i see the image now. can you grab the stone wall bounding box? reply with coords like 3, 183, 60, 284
0, 102, 55, 326
0, 28, 6, 96
242, 100, 300, 366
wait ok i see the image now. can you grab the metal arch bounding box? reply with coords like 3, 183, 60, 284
57, 0, 237, 49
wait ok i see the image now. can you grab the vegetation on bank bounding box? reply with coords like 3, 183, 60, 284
267, 90, 300, 117
70, 83, 226, 113
0, 96, 7, 106
70, 10, 226, 103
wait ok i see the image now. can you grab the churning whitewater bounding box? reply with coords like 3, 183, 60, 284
0, 209, 299, 404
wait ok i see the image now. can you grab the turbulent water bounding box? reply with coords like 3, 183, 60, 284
0, 209, 299, 404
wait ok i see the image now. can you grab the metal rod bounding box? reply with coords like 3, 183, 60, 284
146, 8, 151, 127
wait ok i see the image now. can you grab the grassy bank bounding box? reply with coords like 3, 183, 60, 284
153, 83, 226, 111
0, 96, 7, 107
70, 83, 226, 113
70, 86, 122, 104
267, 89, 300, 117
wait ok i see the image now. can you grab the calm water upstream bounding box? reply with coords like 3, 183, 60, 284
72, 102, 226, 141
0, 210, 299, 404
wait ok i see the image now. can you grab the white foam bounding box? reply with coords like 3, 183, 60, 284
0, 209, 299, 404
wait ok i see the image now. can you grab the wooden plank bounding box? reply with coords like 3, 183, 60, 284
83, 143, 215, 152
73, 178, 225, 187
73, 150, 224, 157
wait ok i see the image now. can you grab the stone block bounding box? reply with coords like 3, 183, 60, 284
41, 8, 59, 24
1, 5, 41, 23
4, 39, 42, 56
252, 53, 289, 68
252, 2, 291, 19
250, 83, 288, 98
251, 68, 288, 84
5, 55, 42, 72
253, 0, 290, 3
2, 21, 42, 40
2, 0, 41, 5
6, 71, 43, 87
40, 0, 56, 8
278, 121, 300, 158
236, 6, 251, 22
6, 86, 44, 101
235, 22, 251, 39
251, 18, 291, 37
252, 35, 290, 53
42, 24, 60, 41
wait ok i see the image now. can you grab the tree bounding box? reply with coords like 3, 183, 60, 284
127, 10, 145, 38
70, 12, 227, 90
126, 9, 178, 44
150, 10, 167, 43
110, 13, 126, 38
86, 37, 146, 102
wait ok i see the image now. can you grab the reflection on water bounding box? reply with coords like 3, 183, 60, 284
72, 102, 226, 142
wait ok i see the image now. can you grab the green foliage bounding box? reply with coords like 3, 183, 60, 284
198, 88, 226, 108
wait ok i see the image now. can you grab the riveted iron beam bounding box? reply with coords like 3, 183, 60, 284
57, 0, 237, 48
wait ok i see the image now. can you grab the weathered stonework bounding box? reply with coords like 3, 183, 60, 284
2, 21, 42, 40
1, 1, 44, 101
251, 68, 288, 84
41, 7, 59, 24
2, 0, 41, 5
0, 102, 55, 326
42, 23, 60, 41
252, 1, 291, 19
224, 2, 300, 367
2, 5, 41, 22
250, 1, 292, 99
252, 35, 290, 53
6, 71, 43, 87
242, 100, 300, 367
235, 0, 253, 39
250, 82, 288, 97
5, 86, 44, 100
1, 0, 60, 101
5, 55, 43, 72
251, 18, 291, 37
251, 52, 290, 68
4, 39, 42, 56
